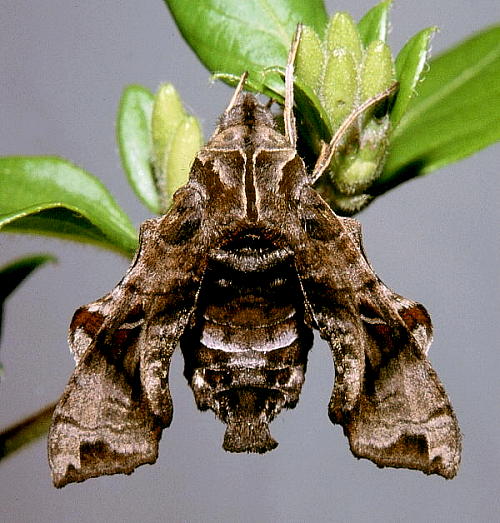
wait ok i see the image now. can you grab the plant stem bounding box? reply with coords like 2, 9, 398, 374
0, 401, 56, 460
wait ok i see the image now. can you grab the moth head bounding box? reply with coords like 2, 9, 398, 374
207, 92, 283, 154
218, 92, 275, 132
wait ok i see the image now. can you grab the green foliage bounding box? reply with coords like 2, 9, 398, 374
390, 27, 437, 126
0, 255, 55, 305
357, 0, 392, 45
0, 403, 56, 459
0, 254, 56, 344
380, 25, 500, 187
166, 0, 499, 210
164, 0, 328, 97
151, 84, 203, 212
1, 1, 496, 251
117, 86, 159, 214
0, 254, 55, 388
0, 157, 137, 256
118, 84, 203, 215
293, 7, 399, 213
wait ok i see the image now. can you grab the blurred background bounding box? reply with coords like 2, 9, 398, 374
1, 1, 498, 521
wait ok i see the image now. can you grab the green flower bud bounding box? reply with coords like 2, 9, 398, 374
152, 84, 202, 211
330, 193, 373, 214
295, 25, 323, 93
151, 83, 185, 171
333, 117, 390, 195
315, 175, 372, 214
335, 158, 379, 195
326, 12, 362, 64
327, 40, 395, 197
360, 40, 395, 102
162, 115, 203, 207
321, 48, 357, 129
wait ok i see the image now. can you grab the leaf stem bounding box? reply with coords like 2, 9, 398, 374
0, 401, 56, 460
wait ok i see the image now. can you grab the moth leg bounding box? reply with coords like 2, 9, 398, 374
283, 24, 302, 147
294, 188, 461, 478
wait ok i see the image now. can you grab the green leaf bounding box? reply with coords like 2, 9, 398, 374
0, 254, 56, 350
0, 157, 138, 256
379, 25, 500, 187
117, 85, 160, 214
358, 0, 392, 46
391, 27, 437, 126
0, 254, 56, 304
163, 0, 328, 96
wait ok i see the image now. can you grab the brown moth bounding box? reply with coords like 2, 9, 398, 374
48, 32, 461, 488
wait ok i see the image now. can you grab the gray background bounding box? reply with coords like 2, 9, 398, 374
1, 1, 498, 521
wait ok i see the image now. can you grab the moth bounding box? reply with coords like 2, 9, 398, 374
48, 34, 461, 488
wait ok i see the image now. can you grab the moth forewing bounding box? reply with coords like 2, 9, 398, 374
49, 189, 213, 487
291, 187, 460, 477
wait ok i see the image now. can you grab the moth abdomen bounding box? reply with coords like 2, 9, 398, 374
200, 235, 306, 353
180, 232, 313, 452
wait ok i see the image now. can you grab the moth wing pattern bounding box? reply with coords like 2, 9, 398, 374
47, 41, 462, 485
293, 186, 461, 478
49, 185, 210, 487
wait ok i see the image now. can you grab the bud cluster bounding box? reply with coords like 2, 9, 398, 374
295, 12, 397, 213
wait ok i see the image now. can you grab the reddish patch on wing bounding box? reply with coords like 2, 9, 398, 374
399, 304, 432, 334
70, 307, 105, 337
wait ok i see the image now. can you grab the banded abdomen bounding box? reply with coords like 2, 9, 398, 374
180, 232, 313, 452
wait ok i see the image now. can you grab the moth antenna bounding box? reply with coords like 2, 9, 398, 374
311, 82, 399, 183
284, 24, 302, 147
225, 72, 249, 113
265, 97, 274, 109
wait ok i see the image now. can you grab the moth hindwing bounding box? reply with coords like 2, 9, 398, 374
48, 37, 460, 487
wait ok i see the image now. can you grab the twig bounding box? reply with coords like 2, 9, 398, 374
0, 401, 57, 459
